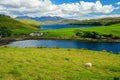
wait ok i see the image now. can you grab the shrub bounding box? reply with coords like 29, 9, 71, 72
114, 77, 119, 80
76, 31, 101, 39
0, 26, 12, 37
76, 30, 120, 39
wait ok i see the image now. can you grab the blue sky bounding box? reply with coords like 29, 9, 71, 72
51, 0, 120, 14
0, 0, 120, 20
52, 0, 119, 5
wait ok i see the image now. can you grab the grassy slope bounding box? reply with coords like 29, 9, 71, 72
0, 15, 39, 35
0, 47, 120, 80
17, 19, 43, 27
42, 23, 120, 38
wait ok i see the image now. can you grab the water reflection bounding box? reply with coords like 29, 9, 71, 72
41, 24, 95, 30
8, 40, 120, 54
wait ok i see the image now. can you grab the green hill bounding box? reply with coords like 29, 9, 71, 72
17, 19, 44, 28
0, 14, 39, 35
69, 17, 120, 26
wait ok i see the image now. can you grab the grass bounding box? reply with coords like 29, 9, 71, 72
42, 28, 76, 38
0, 47, 120, 80
42, 23, 120, 38
0, 15, 40, 35
17, 19, 43, 27
11, 29, 37, 35
81, 23, 120, 37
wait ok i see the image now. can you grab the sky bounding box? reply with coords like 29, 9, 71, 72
0, 0, 120, 20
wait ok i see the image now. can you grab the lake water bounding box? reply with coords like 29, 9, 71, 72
8, 40, 120, 54
40, 24, 95, 30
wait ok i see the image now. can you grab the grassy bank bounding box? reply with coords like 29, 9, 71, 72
42, 23, 120, 39
0, 47, 120, 80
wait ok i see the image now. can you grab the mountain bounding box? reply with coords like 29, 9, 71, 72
16, 16, 64, 22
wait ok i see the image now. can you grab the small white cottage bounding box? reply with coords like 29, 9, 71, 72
30, 31, 43, 37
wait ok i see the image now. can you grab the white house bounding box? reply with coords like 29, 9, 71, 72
30, 31, 43, 37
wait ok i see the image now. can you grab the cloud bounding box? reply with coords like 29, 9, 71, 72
116, 2, 120, 5
0, 0, 116, 19
116, 2, 120, 10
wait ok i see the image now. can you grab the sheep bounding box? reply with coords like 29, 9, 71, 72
84, 62, 92, 68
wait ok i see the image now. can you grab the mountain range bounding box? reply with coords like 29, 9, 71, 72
16, 16, 65, 22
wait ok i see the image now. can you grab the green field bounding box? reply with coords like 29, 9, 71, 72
42, 23, 120, 38
0, 47, 120, 80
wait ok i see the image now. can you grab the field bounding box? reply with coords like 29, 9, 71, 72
42, 23, 120, 38
0, 47, 120, 80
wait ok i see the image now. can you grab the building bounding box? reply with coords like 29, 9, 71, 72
30, 31, 43, 37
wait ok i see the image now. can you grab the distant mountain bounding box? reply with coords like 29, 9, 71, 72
57, 19, 79, 24
68, 17, 120, 26
16, 16, 64, 22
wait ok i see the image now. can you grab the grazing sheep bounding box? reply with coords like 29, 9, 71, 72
84, 62, 92, 68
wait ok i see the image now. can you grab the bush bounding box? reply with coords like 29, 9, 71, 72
114, 77, 119, 80
0, 26, 12, 37
76, 30, 120, 39
76, 31, 101, 39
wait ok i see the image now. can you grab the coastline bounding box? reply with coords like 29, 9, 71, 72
1, 37, 120, 46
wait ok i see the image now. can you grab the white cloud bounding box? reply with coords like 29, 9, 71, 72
0, 0, 116, 19
116, 2, 120, 5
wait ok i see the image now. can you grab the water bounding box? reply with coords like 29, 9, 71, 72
40, 24, 95, 30
8, 40, 120, 54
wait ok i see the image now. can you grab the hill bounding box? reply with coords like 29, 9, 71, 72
69, 17, 120, 26
0, 47, 120, 80
0, 14, 39, 35
17, 19, 43, 28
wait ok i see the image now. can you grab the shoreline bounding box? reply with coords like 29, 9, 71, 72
1, 37, 120, 46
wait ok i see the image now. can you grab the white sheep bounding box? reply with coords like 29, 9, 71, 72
84, 62, 92, 68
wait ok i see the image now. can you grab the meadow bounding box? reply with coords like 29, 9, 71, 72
0, 47, 120, 80
42, 23, 120, 38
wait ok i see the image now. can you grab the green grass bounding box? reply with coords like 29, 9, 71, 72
81, 23, 120, 37
17, 19, 43, 27
0, 15, 40, 35
11, 29, 37, 35
42, 23, 120, 38
42, 28, 76, 38
0, 47, 120, 80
